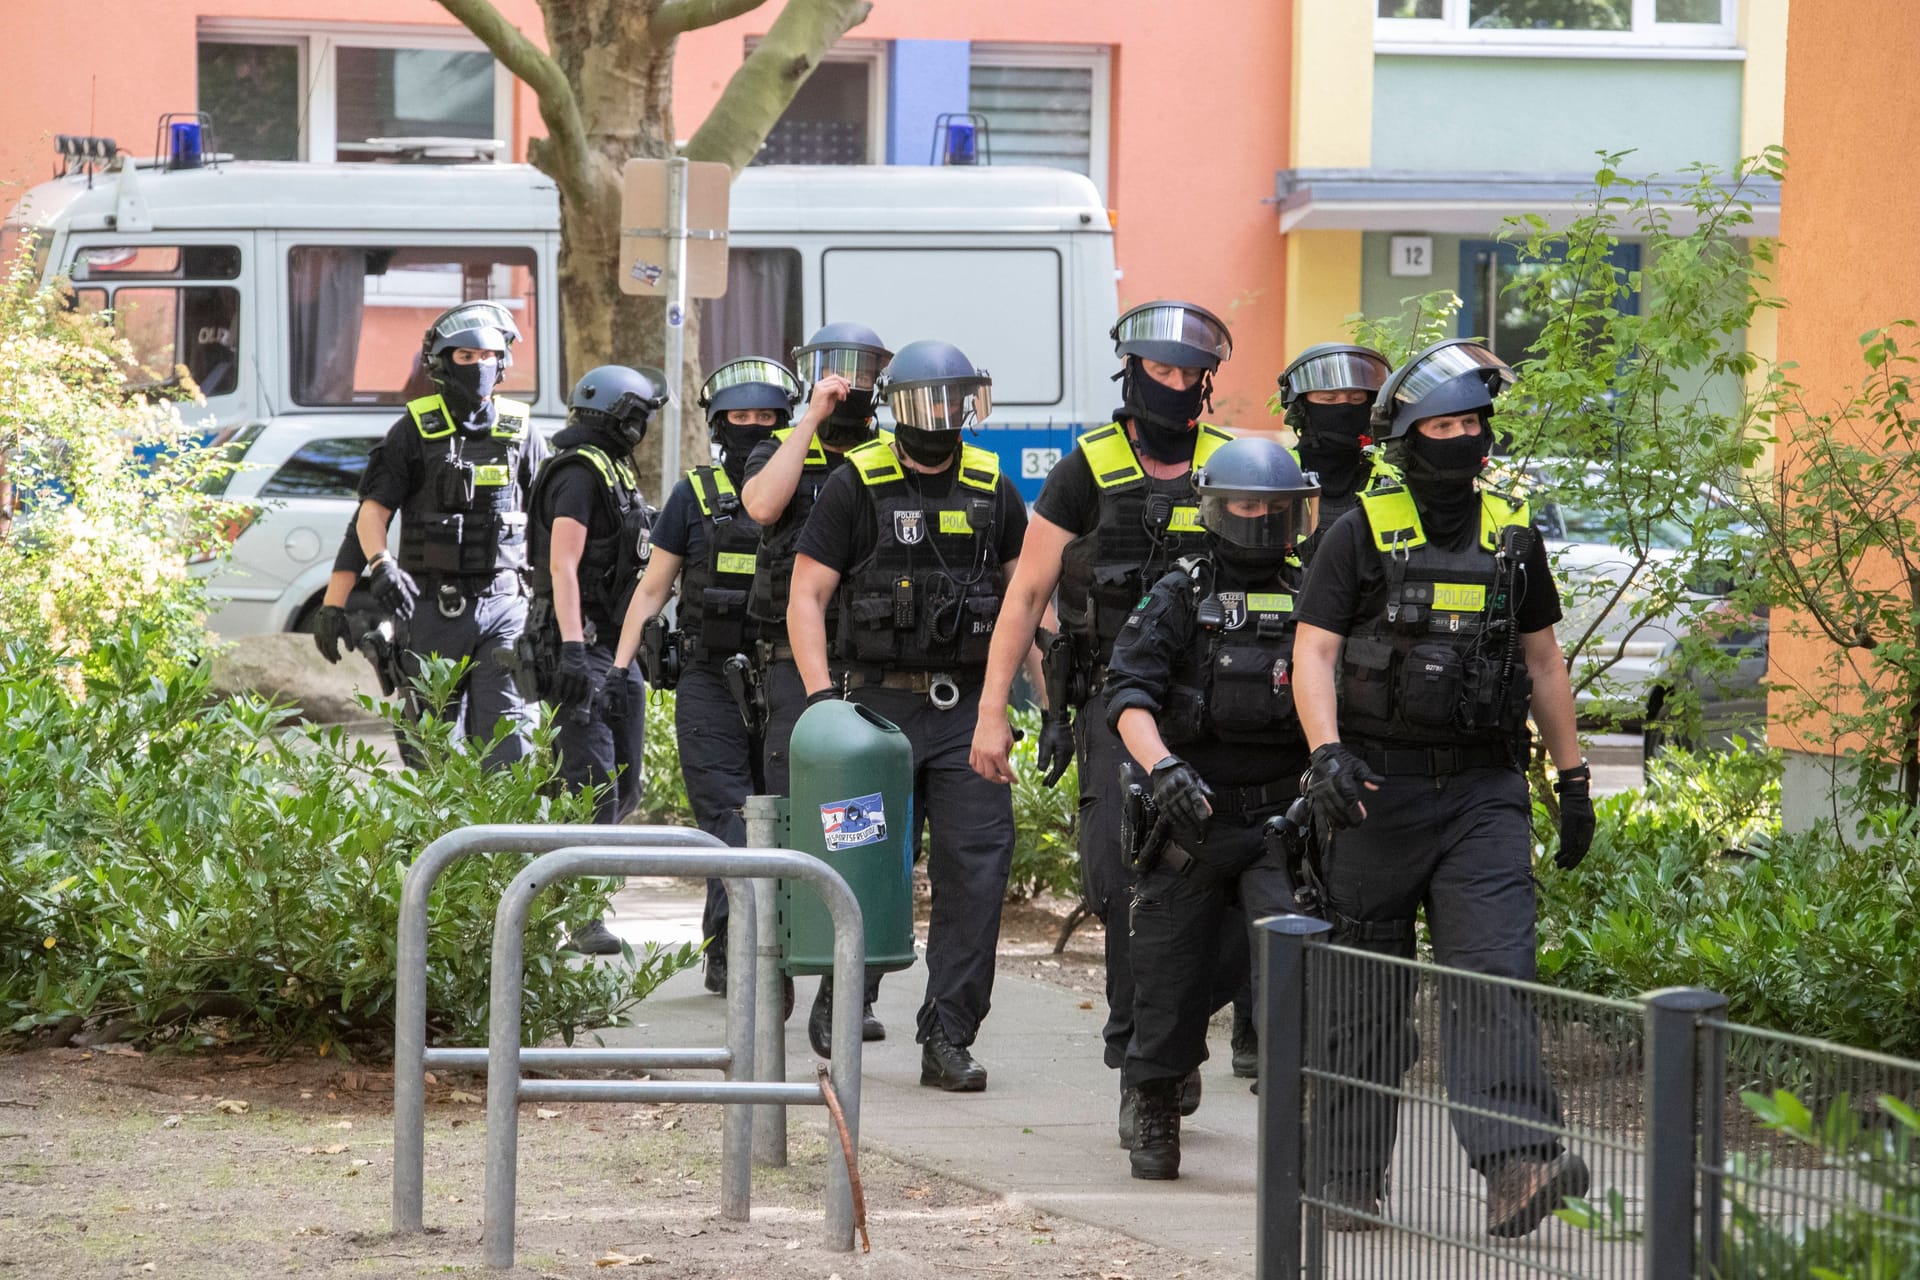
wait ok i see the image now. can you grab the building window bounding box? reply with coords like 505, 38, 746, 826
751, 43, 887, 166
198, 21, 511, 163
1378, 0, 1737, 51
967, 45, 1111, 200
1457, 238, 1641, 361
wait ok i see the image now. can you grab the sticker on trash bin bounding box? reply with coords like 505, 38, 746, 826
820, 793, 888, 851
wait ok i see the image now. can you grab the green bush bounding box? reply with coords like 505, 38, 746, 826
1006, 706, 1080, 901
634, 687, 694, 826
0, 635, 697, 1053
1537, 744, 1920, 1056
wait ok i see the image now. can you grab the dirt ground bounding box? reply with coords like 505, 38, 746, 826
0, 896, 1241, 1280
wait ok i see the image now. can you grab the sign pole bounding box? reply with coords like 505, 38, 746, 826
661, 155, 690, 487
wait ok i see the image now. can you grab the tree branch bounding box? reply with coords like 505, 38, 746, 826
652, 0, 769, 41
683, 0, 873, 171
436, 0, 588, 192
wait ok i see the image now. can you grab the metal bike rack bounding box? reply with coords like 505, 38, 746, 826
745, 795, 789, 1169
393, 823, 734, 1234
481, 846, 865, 1269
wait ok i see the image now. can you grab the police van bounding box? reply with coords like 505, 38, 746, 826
3, 148, 1119, 637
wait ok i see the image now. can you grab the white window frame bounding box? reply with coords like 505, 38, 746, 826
198, 19, 514, 162
745, 37, 889, 164
967, 43, 1113, 201
1376, 0, 1741, 58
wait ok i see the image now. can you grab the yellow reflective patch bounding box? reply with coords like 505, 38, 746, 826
939, 510, 972, 535
1168, 505, 1203, 533
1433, 583, 1487, 612
474, 464, 510, 487
1246, 593, 1293, 613
716, 552, 757, 575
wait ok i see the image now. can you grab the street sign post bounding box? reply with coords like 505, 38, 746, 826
620, 157, 731, 485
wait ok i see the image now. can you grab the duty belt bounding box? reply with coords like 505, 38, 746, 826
844, 666, 979, 710
1360, 743, 1516, 776
1206, 777, 1299, 818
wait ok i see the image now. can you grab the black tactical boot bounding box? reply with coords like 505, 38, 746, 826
1129, 1079, 1181, 1180
808, 978, 834, 1058
920, 1026, 988, 1092
703, 947, 727, 995
1179, 1066, 1203, 1117
1118, 1085, 1140, 1148
566, 918, 621, 957
1231, 1005, 1258, 1079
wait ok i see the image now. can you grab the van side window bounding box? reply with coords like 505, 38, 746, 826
260, 438, 377, 499
73, 283, 243, 397
287, 246, 539, 407
70, 244, 242, 281
699, 249, 803, 372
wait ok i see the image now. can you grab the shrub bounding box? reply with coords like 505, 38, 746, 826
1006, 706, 1080, 902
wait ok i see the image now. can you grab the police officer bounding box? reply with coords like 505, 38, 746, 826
1103, 437, 1321, 1180
740, 322, 892, 1054
1278, 343, 1391, 564
1291, 338, 1596, 1238
354, 301, 544, 766
788, 340, 1028, 1092
614, 357, 802, 993
971, 300, 1243, 1131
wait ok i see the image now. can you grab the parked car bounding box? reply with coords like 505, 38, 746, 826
1642, 601, 1769, 758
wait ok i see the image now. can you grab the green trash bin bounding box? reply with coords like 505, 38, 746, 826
781, 699, 916, 976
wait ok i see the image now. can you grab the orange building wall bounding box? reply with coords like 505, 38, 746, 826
1769, 0, 1920, 751
0, 1, 1293, 423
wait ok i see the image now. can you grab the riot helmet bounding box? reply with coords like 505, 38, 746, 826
699, 357, 802, 473
792, 322, 892, 448
1279, 343, 1389, 412
568, 364, 670, 451
422, 301, 520, 380
1111, 300, 1233, 371
1371, 338, 1515, 441
1193, 436, 1321, 555
875, 340, 992, 469
1112, 301, 1232, 459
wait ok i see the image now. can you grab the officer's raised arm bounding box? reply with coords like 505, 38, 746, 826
742, 374, 845, 523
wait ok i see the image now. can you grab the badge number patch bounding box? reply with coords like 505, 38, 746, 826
821, 793, 888, 852
893, 510, 926, 545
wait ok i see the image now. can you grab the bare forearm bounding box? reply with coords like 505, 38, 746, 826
322, 570, 357, 609
983, 574, 1052, 714
787, 557, 839, 695
1528, 642, 1583, 770
1116, 706, 1171, 772
356, 501, 394, 560
553, 570, 586, 643
613, 555, 681, 668
1293, 625, 1345, 751
741, 433, 810, 524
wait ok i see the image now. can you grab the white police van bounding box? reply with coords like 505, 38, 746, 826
4, 148, 1119, 637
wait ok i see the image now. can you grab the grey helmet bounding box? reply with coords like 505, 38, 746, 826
1372, 339, 1515, 441
569, 364, 670, 450
421, 300, 520, 384
1278, 343, 1390, 407
698, 357, 803, 437
790, 321, 892, 394
875, 340, 993, 435
1111, 300, 1233, 371
1192, 436, 1321, 553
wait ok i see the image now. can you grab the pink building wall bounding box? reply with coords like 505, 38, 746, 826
1, 1, 1292, 421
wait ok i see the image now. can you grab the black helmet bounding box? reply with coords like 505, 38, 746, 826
421, 301, 520, 383
875, 340, 993, 434
1278, 343, 1390, 406
1372, 339, 1515, 441
569, 364, 669, 449
1192, 437, 1321, 553
698, 357, 803, 435
1111, 300, 1233, 371
791, 322, 892, 392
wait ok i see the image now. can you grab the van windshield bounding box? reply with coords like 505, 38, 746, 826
288, 246, 539, 407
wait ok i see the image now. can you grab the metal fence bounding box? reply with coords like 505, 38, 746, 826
1256, 917, 1920, 1279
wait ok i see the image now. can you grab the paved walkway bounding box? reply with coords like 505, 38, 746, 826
603, 880, 1641, 1278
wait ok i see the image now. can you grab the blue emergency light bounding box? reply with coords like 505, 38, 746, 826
943, 122, 977, 166
168, 121, 204, 170
929, 113, 991, 167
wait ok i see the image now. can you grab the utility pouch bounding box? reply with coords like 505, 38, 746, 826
1398, 642, 1464, 728
1339, 636, 1396, 721
437, 457, 478, 511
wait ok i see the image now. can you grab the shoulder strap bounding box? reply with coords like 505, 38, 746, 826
1191, 423, 1235, 468
771, 425, 829, 467
1077, 422, 1145, 489
1478, 485, 1531, 551
848, 439, 904, 488
491, 397, 532, 440
1358, 482, 1426, 553
408, 394, 455, 440
957, 442, 1001, 492
688, 464, 738, 518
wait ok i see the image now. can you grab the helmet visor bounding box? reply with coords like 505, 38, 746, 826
431, 301, 519, 347
1200, 492, 1320, 550
1113, 303, 1232, 366
1285, 350, 1389, 399
885, 377, 993, 432
795, 346, 888, 390
1387, 342, 1514, 415
702, 358, 802, 406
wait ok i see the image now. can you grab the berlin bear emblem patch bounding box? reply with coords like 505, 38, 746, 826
893, 510, 926, 545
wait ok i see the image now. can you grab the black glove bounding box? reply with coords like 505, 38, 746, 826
1149, 755, 1214, 844
550, 641, 598, 707
1554, 764, 1595, 871
311, 604, 351, 664
368, 557, 420, 620
1304, 743, 1384, 831
602, 672, 631, 722
1036, 710, 1075, 787
805, 688, 840, 708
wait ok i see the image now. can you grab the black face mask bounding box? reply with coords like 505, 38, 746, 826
1212, 543, 1293, 584
818, 394, 877, 450
1120, 362, 1208, 463
896, 427, 961, 469
1298, 402, 1374, 497
440, 360, 498, 418
717, 424, 770, 474
1400, 426, 1492, 543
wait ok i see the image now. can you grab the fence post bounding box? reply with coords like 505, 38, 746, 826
746, 796, 788, 1168
1255, 914, 1333, 1280
1643, 986, 1728, 1279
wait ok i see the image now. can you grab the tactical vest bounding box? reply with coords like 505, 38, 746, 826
1158, 558, 1305, 748
748, 427, 836, 635
529, 443, 652, 626
396, 395, 532, 577
1297, 449, 1390, 568
836, 439, 1005, 672
1056, 421, 1234, 668
1336, 477, 1537, 751
679, 465, 762, 662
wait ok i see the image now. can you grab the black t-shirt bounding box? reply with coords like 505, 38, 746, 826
795, 457, 1030, 575
1031, 447, 1104, 535
741, 436, 854, 522
531, 460, 615, 540
1294, 506, 1562, 637
1104, 559, 1310, 788
650, 475, 702, 560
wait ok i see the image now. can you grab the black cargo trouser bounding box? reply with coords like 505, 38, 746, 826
551, 639, 646, 825
849, 683, 1015, 1049
676, 658, 764, 955
1124, 803, 1288, 1090
398, 574, 537, 770
1313, 764, 1564, 1194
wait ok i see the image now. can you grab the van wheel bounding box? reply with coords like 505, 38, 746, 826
289, 595, 326, 635
1642, 688, 1684, 763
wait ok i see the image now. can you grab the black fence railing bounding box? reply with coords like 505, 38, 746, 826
1255, 916, 1920, 1279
